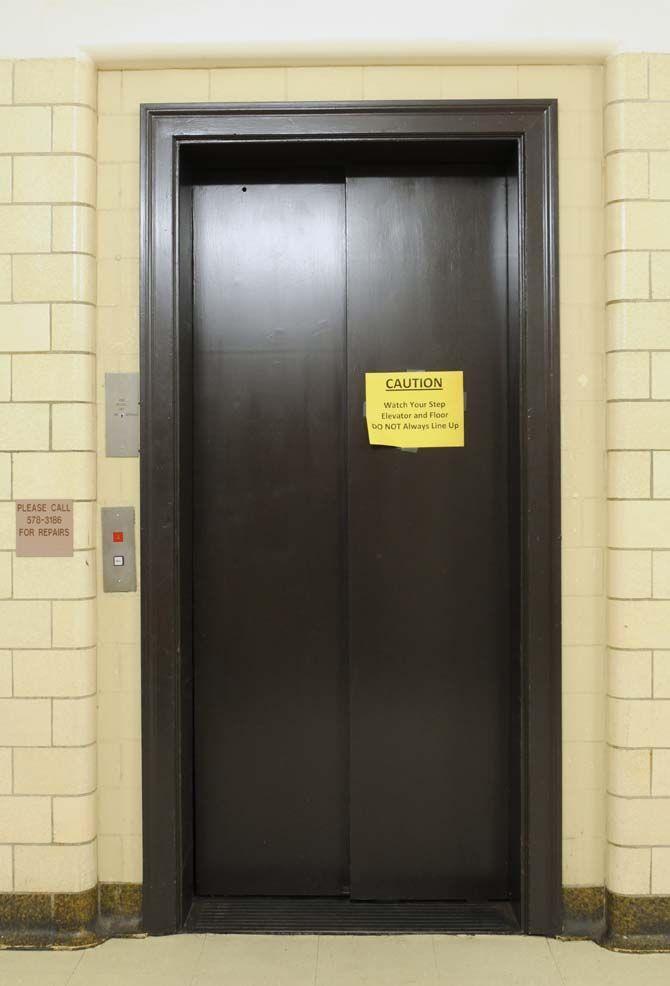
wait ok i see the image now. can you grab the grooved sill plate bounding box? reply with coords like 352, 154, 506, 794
186, 897, 520, 934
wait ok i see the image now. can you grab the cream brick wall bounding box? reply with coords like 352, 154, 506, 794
95, 64, 606, 889
605, 52, 670, 898
0, 58, 97, 895
0, 55, 626, 900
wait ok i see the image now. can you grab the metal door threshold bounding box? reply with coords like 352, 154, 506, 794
185, 897, 520, 934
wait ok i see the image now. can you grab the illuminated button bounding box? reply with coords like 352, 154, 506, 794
113, 531, 124, 543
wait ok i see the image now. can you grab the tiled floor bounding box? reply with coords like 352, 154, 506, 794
0, 934, 669, 986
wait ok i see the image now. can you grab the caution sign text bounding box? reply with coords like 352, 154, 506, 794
365, 371, 465, 448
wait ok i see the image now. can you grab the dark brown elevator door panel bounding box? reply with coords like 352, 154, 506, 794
192, 183, 347, 896
346, 176, 511, 900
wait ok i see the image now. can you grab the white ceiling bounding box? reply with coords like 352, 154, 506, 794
2, 0, 669, 63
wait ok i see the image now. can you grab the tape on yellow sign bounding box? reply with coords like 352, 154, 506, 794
365, 371, 465, 448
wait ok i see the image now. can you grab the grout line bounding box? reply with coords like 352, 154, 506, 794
605, 97, 670, 108
37, 789, 97, 800
607, 791, 670, 802
0, 356, 99, 363
0, 148, 97, 161
606, 299, 670, 308
0, 690, 98, 702
605, 248, 670, 255
0, 741, 97, 750
608, 742, 670, 751
608, 595, 668, 603
1, 595, 98, 604
608, 298, 670, 308
604, 194, 670, 205
606, 395, 670, 402
0, 299, 97, 308
2, 643, 96, 654
0, 836, 97, 848
607, 695, 670, 703
606, 493, 669, 501
0, 248, 97, 258
1, 397, 102, 404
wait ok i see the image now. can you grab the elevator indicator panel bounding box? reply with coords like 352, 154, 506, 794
105, 372, 140, 457
365, 370, 465, 448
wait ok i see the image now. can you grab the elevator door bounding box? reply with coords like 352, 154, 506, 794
193, 182, 348, 895
193, 173, 513, 902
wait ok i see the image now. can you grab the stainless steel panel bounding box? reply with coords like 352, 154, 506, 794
105, 372, 140, 457
101, 506, 137, 592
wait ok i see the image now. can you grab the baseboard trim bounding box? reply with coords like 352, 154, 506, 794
2, 882, 669, 949
605, 891, 670, 952
0, 883, 142, 948
562, 886, 670, 951
562, 886, 605, 940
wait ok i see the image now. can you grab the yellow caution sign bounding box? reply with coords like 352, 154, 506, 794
365, 371, 465, 448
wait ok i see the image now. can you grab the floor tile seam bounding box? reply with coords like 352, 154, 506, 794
430, 933, 441, 983
62, 944, 85, 986
546, 935, 569, 985
188, 932, 208, 986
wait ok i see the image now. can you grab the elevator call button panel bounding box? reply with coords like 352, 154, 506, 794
101, 506, 136, 592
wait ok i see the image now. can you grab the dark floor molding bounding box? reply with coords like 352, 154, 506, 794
0, 883, 142, 948
97, 882, 143, 938
606, 890, 670, 952
563, 886, 670, 951
562, 886, 605, 940
1, 882, 669, 949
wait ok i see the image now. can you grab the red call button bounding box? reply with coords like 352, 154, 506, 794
112, 531, 124, 543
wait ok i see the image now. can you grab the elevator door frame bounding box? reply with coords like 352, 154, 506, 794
140, 100, 561, 937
